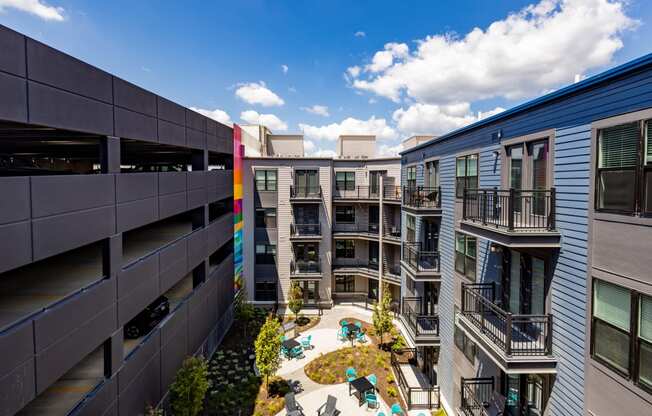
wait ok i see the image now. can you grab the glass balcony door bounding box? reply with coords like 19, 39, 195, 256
502, 250, 546, 315
504, 374, 544, 416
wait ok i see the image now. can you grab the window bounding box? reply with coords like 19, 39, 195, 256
406, 214, 416, 242
455, 154, 478, 198
591, 279, 652, 393
455, 232, 476, 279
406, 166, 417, 188
596, 121, 651, 214
336, 171, 356, 191
255, 208, 276, 228
454, 326, 476, 363
255, 169, 277, 191
255, 281, 276, 302
335, 275, 355, 293
425, 161, 439, 188
369, 171, 386, 194
335, 205, 355, 223
295, 169, 319, 191
335, 240, 355, 258
255, 244, 276, 264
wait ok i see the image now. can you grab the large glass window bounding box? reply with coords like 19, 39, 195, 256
335, 275, 355, 293
336, 171, 356, 191
456, 154, 478, 198
335, 240, 355, 258
596, 121, 642, 213
255, 281, 276, 302
592, 280, 631, 374
335, 205, 355, 223
406, 166, 417, 188
638, 295, 652, 391
425, 161, 439, 188
255, 208, 276, 228
455, 232, 476, 280
255, 244, 276, 264
454, 326, 476, 363
406, 215, 416, 242
255, 169, 277, 191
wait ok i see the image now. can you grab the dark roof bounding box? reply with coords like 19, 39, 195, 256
400, 52, 652, 155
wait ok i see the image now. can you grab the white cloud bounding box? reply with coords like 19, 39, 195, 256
310, 148, 337, 158
345, 65, 361, 80
281, 64, 289, 74
301, 105, 330, 117
354, 31, 366, 37
377, 142, 404, 157
365, 42, 409, 73
240, 110, 288, 131
190, 107, 232, 126
235, 81, 285, 107
0, 0, 64, 21
303, 139, 316, 153
299, 116, 397, 142
393, 103, 505, 136
350, 0, 636, 104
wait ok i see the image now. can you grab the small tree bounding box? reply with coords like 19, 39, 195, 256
372, 283, 393, 347
169, 356, 209, 416
235, 280, 255, 337
255, 315, 282, 393
287, 282, 304, 324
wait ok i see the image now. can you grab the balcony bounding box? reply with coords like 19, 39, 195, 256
333, 185, 380, 201
391, 348, 441, 409
383, 225, 402, 244
383, 185, 402, 203
460, 377, 503, 416
402, 186, 442, 214
458, 283, 556, 372
332, 224, 379, 240
401, 242, 441, 281
461, 188, 560, 247
290, 260, 322, 280
290, 185, 322, 202
400, 297, 440, 345
289, 223, 322, 241
332, 261, 378, 278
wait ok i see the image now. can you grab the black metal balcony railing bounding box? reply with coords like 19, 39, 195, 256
290, 223, 321, 237
290, 185, 322, 199
332, 224, 379, 236
462, 188, 556, 231
333, 185, 380, 199
461, 283, 553, 356
391, 348, 441, 409
403, 186, 441, 209
401, 298, 439, 337
402, 242, 440, 273
383, 185, 402, 201
384, 225, 401, 239
386, 263, 401, 277
460, 377, 495, 416
290, 260, 321, 274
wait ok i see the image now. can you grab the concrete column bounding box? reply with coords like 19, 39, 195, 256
105, 328, 123, 377
100, 136, 121, 174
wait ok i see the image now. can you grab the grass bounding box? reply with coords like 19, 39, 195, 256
303, 318, 407, 411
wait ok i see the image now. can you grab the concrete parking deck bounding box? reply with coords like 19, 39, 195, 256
122, 217, 193, 266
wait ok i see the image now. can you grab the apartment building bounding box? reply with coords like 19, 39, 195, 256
241, 133, 403, 308
398, 54, 652, 414
0, 25, 235, 416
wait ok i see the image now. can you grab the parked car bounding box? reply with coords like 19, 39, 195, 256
124, 296, 170, 339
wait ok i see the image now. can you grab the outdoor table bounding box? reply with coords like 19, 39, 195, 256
344, 323, 359, 346
282, 339, 301, 358
348, 376, 375, 406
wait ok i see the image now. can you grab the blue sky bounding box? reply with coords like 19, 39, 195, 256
1, 0, 651, 156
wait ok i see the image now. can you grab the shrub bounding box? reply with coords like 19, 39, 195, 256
386, 373, 395, 384
255, 316, 283, 393
387, 386, 398, 397
169, 356, 209, 416
391, 335, 407, 352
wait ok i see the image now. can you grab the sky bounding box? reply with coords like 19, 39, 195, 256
1, 0, 651, 157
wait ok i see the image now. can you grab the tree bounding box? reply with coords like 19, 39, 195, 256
235, 280, 255, 337
372, 283, 393, 347
255, 315, 282, 394
169, 356, 209, 416
287, 282, 304, 323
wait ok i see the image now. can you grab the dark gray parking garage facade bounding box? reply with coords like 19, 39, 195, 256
0, 24, 235, 416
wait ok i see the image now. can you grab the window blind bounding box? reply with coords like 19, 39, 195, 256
646, 121, 652, 165
640, 295, 652, 343
594, 280, 631, 331
599, 122, 639, 169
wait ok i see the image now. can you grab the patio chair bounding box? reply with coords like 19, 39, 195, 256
285, 392, 305, 416
390, 403, 404, 415
356, 331, 367, 343
354, 321, 362, 329
337, 327, 347, 341
341, 320, 349, 326
301, 334, 312, 350
317, 395, 339, 416
291, 345, 305, 359
367, 374, 377, 387
365, 391, 379, 409
346, 367, 357, 382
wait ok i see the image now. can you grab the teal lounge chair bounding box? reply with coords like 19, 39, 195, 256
337, 327, 348, 341
356, 331, 367, 343
301, 335, 312, 350
367, 374, 377, 387
355, 321, 362, 329
365, 391, 379, 409
290, 345, 304, 359
346, 367, 357, 382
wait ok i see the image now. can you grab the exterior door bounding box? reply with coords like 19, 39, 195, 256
295, 170, 318, 193
368, 242, 379, 268
423, 219, 439, 252
302, 281, 319, 303
502, 250, 546, 315
370, 170, 386, 195
509, 145, 524, 214
424, 282, 438, 315
368, 279, 379, 300
529, 141, 548, 216
369, 205, 379, 231
503, 373, 545, 416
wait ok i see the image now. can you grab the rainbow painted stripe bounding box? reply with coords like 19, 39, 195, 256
233, 125, 244, 291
